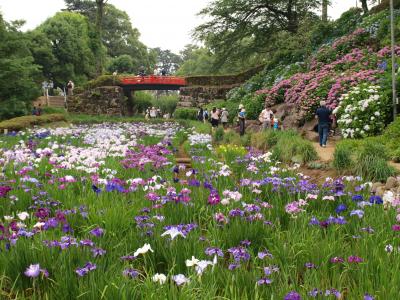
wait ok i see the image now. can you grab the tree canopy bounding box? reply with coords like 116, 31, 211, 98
0, 14, 40, 119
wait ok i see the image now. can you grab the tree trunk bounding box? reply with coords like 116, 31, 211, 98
286, 0, 298, 33
322, 0, 328, 22
360, 0, 369, 13
95, 0, 106, 75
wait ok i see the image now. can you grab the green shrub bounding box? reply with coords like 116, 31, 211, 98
222, 129, 242, 145
151, 94, 179, 114
133, 91, 153, 113
333, 142, 354, 171
354, 142, 396, 181
271, 131, 317, 164
0, 114, 67, 131
41, 107, 67, 115
174, 108, 198, 120
213, 127, 225, 143
83, 75, 121, 90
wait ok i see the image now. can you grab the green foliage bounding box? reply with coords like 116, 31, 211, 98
0, 114, 66, 131
0, 14, 41, 120
174, 108, 198, 120
213, 126, 225, 143
106, 55, 135, 74
33, 12, 97, 85
333, 141, 355, 171
83, 75, 121, 89
133, 91, 153, 113
151, 94, 179, 115
354, 142, 397, 181
41, 107, 67, 115
241, 94, 265, 120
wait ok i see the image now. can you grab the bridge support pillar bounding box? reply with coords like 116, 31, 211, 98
123, 88, 134, 116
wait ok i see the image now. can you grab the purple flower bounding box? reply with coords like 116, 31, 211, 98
90, 227, 104, 237
120, 255, 137, 261
123, 268, 140, 279
172, 274, 189, 286
91, 247, 106, 257
348, 256, 363, 263
352, 195, 363, 202
284, 291, 302, 300
304, 262, 316, 269
257, 278, 272, 285
76, 262, 97, 277
364, 294, 375, 300
369, 195, 383, 204
208, 191, 221, 205
228, 246, 250, 262
228, 263, 240, 270
309, 216, 319, 225
335, 204, 347, 214
330, 257, 344, 263
240, 240, 251, 247
205, 247, 224, 257
258, 250, 273, 259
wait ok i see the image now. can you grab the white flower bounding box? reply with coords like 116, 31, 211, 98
385, 244, 394, 253
374, 111, 380, 116
152, 273, 167, 284
161, 228, 185, 240
185, 256, 199, 267
133, 243, 154, 257
195, 260, 214, 275
364, 125, 370, 131
172, 274, 190, 286
33, 222, 46, 229
17, 212, 29, 221
4, 215, 13, 222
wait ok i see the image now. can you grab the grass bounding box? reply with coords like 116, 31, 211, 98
0, 114, 67, 131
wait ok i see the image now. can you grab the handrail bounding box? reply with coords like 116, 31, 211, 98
120, 76, 186, 86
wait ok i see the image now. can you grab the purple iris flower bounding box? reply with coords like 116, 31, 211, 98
352, 195, 363, 202
257, 278, 272, 285
335, 204, 347, 214
369, 195, 383, 204
364, 294, 375, 300
122, 268, 140, 279
91, 185, 102, 194
91, 247, 106, 257
90, 227, 104, 237
284, 291, 302, 300
75, 262, 97, 277
205, 247, 224, 257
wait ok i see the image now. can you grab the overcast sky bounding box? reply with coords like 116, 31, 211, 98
0, 0, 360, 53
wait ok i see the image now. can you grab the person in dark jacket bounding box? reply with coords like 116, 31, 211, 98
315, 101, 332, 148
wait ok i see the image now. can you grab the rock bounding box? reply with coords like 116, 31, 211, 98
376, 186, 385, 197
371, 182, 384, 193
397, 186, 400, 196
291, 155, 304, 164
385, 177, 398, 190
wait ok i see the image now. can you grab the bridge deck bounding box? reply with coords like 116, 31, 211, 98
120, 76, 186, 87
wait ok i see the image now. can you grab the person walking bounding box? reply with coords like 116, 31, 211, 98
238, 104, 246, 136
315, 100, 332, 148
203, 108, 209, 123
67, 80, 74, 96
210, 107, 220, 131
197, 107, 204, 122
221, 107, 229, 129
259, 106, 274, 130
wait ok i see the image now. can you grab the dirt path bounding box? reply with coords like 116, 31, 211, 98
312, 142, 336, 162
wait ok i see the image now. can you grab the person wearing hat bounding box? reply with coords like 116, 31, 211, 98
238, 105, 246, 136
220, 107, 229, 129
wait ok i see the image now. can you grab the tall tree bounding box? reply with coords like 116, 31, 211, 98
33, 12, 97, 85
152, 48, 183, 74
195, 0, 321, 68
0, 14, 40, 119
360, 0, 369, 13
322, 0, 329, 21
95, 0, 107, 74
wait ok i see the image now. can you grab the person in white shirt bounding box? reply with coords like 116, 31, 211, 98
220, 108, 229, 129
259, 107, 274, 130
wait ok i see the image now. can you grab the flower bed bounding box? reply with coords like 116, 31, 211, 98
0, 122, 398, 299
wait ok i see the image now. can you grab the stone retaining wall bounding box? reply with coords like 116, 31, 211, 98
67, 86, 127, 116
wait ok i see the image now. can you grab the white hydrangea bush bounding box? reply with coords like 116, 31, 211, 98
333, 83, 389, 138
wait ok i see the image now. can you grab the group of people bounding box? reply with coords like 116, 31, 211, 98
197, 107, 230, 129
32, 104, 42, 116
258, 107, 280, 130
145, 107, 171, 119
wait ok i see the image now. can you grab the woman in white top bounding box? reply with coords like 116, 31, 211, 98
259, 107, 274, 130
220, 108, 229, 129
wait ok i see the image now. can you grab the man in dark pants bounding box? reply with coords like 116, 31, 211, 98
315, 101, 331, 148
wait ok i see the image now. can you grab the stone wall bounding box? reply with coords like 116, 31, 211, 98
178, 85, 239, 108
67, 86, 127, 116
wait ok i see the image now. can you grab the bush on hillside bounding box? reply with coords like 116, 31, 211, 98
84, 75, 121, 90
0, 114, 66, 131
174, 108, 198, 120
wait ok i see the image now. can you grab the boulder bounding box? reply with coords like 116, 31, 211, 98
372, 182, 384, 193
385, 177, 398, 190
376, 186, 385, 197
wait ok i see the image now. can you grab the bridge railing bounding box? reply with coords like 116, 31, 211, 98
120, 76, 186, 86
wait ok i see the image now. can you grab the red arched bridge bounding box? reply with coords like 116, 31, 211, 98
120, 76, 187, 91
